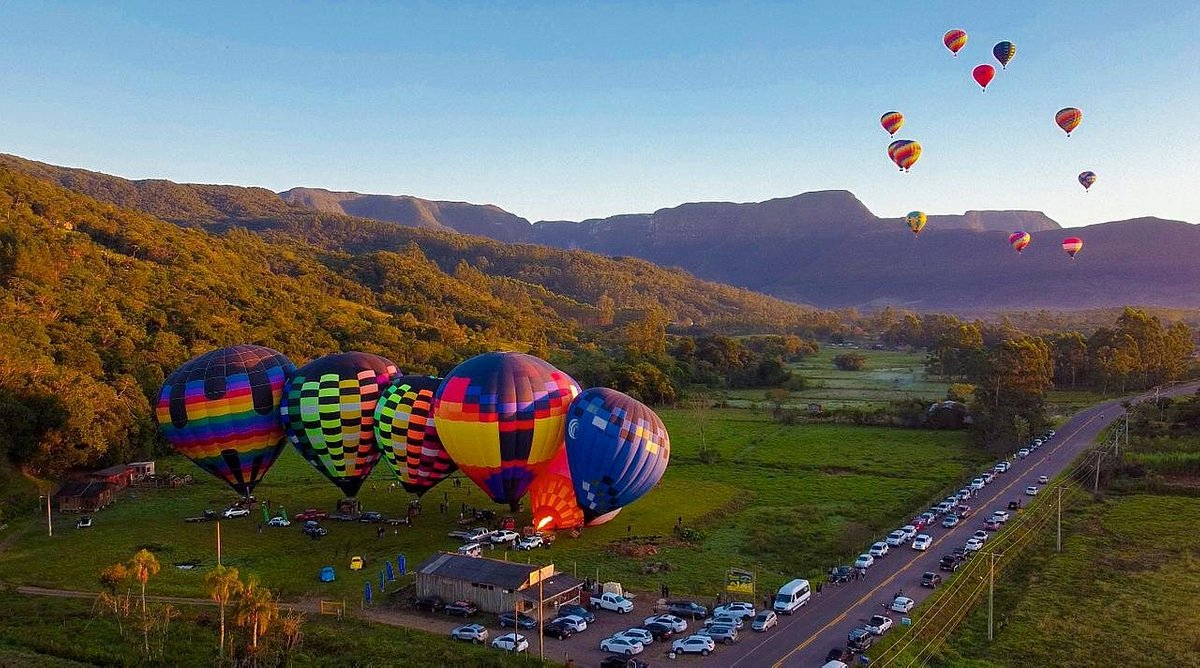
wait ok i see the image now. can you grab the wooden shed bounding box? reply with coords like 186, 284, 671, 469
415, 552, 582, 615
54, 481, 115, 513
88, 465, 135, 491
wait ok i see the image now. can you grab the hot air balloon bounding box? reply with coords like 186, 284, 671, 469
1009, 231, 1031, 254
433, 352, 580, 509
880, 111, 904, 137
527, 446, 584, 532
887, 140, 903, 165
1078, 171, 1097, 192
993, 41, 1016, 68
156, 345, 295, 499
1056, 107, 1082, 136
943, 29, 968, 56
1062, 237, 1084, 259
281, 352, 399, 498
973, 64, 995, 91
564, 388, 671, 523
891, 140, 922, 171
375, 376, 456, 496
906, 211, 927, 235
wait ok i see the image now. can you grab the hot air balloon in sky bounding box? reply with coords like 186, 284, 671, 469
564, 388, 671, 523
156, 345, 295, 498
434, 352, 580, 509
973, 64, 995, 91
1056, 107, 1083, 136
891, 140, 922, 171
1062, 237, 1084, 259
1078, 171, 1097, 192
886, 140, 903, 165
906, 211, 927, 235
880, 111, 904, 137
375, 376, 456, 497
993, 41, 1016, 68
281, 352, 399, 498
943, 29, 968, 56
1009, 231, 1032, 254
527, 446, 584, 532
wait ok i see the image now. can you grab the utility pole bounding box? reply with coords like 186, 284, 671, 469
987, 551, 998, 641
39, 493, 52, 537
216, 521, 222, 566
1093, 451, 1105, 493
538, 572, 545, 660
1056, 486, 1064, 552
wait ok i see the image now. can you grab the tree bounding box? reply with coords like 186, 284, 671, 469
1047, 332, 1088, 388
623, 307, 668, 359
972, 337, 1054, 449
833, 353, 867, 371
205, 565, 244, 661
97, 563, 130, 636
235, 576, 280, 657
127, 549, 160, 656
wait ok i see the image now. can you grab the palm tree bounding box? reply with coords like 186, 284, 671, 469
235, 577, 280, 659
204, 565, 243, 661
127, 549, 160, 656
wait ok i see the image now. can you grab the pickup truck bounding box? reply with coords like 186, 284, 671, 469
590, 592, 633, 614
447, 527, 496, 543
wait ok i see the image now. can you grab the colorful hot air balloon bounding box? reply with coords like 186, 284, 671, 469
281, 352, 399, 498
433, 352, 580, 509
156, 345, 295, 498
1009, 231, 1031, 254
886, 140, 903, 165
1078, 171, 1097, 192
880, 111, 904, 137
905, 211, 927, 236
564, 388, 671, 523
972, 64, 996, 91
1056, 107, 1082, 136
891, 140, 922, 172
943, 29, 968, 56
375, 376, 456, 497
992, 41, 1016, 68
1062, 237, 1084, 259
527, 446, 584, 532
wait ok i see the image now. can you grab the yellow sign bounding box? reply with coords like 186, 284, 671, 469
725, 568, 755, 596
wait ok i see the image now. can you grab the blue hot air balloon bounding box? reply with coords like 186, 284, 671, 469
564, 388, 670, 522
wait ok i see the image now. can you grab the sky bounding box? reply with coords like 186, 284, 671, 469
1, 1, 1197, 227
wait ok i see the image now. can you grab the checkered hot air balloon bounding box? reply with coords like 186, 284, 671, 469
281, 352, 399, 498
564, 388, 670, 523
374, 376, 456, 497
433, 352, 580, 509
156, 345, 295, 498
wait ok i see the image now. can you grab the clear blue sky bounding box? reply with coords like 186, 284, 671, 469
2, 1, 1197, 227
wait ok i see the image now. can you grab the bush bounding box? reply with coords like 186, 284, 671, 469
833, 353, 867, 371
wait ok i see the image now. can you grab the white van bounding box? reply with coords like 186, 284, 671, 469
773, 578, 811, 615
456, 542, 482, 557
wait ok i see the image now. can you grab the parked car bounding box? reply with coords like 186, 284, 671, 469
1018, 448, 1030, 459
1007, 500, 1022, 510
556, 604, 595, 624
969, 478, 985, 490
864, 614, 893, 635
600, 657, 649, 668
982, 471, 996, 484
349, 556, 364, 570
702, 613, 744, 630
828, 565, 853, 583
912, 534, 932, 551
1038, 475, 1049, 484
444, 600, 478, 617
698, 623, 738, 645
973, 530, 989, 543
302, 521, 327, 537
942, 514, 960, 528
412, 595, 445, 612
1026, 486, 1039, 496
266, 516, 290, 527
890, 596, 915, 613
955, 504, 973, 517
899, 524, 918, 541
984, 519, 1001, 531
491, 530, 520, 544
869, 542, 889, 558
491, 632, 529, 652
641, 621, 676, 640
921, 571, 943, 588
450, 624, 488, 643
671, 634, 716, 656
847, 627, 874, 653
939, 555, 961, 572
498, 611, 537, 629
75, 516, 92, 529
991, 510, 1011, 523
600, 635, 644, 655
885, 530, 906, 547
854, 554, 875, 569
516, 535, 544, 550
643, 614, 687, 633
668, 600, 709, 619
826, 646, 852, 663
918, 511, 936, 525
293, 508, 328, 521
615, 628, 654, 646
951, 547, 972, 561
359, 511, 384, 523
542, 620, 573, 640
965, 537, 984, 552
714, 601, 756, 620
551, 615, 588, 633
318, 566, 335, 582
592, 592, 634, 614
221, 507, 250, 518
751, 610, 778, 632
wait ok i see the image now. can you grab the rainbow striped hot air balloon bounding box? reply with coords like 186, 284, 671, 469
891, 140, 922, 171
1009, 231, 1032, 254
564, 388, 671, 523
281, 352, 399, 498
375, 376, 456, 497
943, 29, 968, 56
433, 352, 580, 509
527, 446, 584, 532
1056, 107, 1083, 136
1078, 171, 1097, 192
1062, 237, 1084, 259
156, 345, 295, 498
880, 111, 904, 137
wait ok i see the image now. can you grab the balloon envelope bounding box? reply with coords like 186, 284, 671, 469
156, 345, 295, 497
943, 29, 968, 55
1008, 231, 1031, 253
992, 41, 1016, 68
375, 376, 456, 496
527, 446, 584, 532
1062, 237, 1084, 258
880, 111, 904, 137
892, 140, 922, 171
281, 352, 399, 497
565, 388, 671, 522
906, 211, 927, 235
1056, 107, 1082, 135
433, 352, 581, 508
972, 64, 995, 90
1078, 171, 1097, 191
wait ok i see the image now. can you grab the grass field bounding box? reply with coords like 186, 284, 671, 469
925, 494, 1200, 667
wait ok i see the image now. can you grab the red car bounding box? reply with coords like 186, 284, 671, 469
910, 517, 928, 530
294, 508, 329, 521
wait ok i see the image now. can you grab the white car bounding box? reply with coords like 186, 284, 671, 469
869, 542, 889, 558
942, 514, 960, 528
982, 472, 996, 484
703, 614, 744, 630
713, 601, 756, 620
1018, 448, 1030, 459
965, 537, 984, 552
854, 554, 875, 569
491, 632, 528, 652
221, 507, 250, 518
450, 623, 488, 643
991, 510, 1011, 523
491, 530, 520, 544
969, 478, 985, 490
266, 516, 291, 527
972, 530, 989, 543
864, 614, 893, 635
1038, 475, 1049, 484
890, 597, 915, 613
885, 530, 906, 547
671, 634, 716, 656
515, 535, 544, 550
911, 534, 932, 551
550, 615, 587, 633
899, 525, 918, 541
600, 635, 643, 655
644, 614, 687, 633
616, 628, 654, 645
1025, 486, 1039, 496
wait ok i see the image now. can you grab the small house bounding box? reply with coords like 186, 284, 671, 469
88, 465, 135, 491
54, 481, 115, 513
415, 552, 583, 615
128, 461, 155, 480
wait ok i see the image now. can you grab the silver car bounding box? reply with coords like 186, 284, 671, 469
450, 624, 488, 643
698, 623, 738, 645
